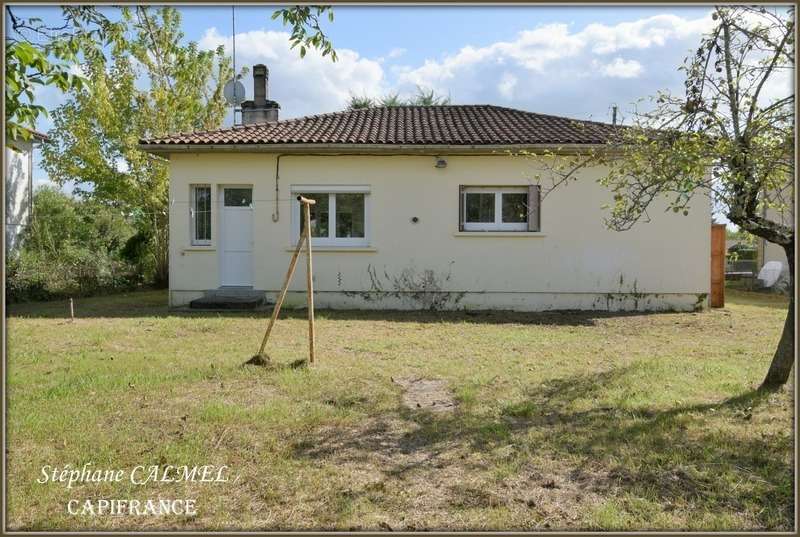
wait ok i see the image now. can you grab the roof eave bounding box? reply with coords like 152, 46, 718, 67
138, 142, 612, 158
30, 130, 49, 142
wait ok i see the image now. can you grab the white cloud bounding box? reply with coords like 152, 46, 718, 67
497, 72, 518, 100
68, 64, 86, 76
376, 47, 407, 64
758, 68, 792, 105
197, 11, 719, 122
397, 23, 584, 90
387, 47, 406, 59
199, 27, 386, 118
581, 14, 715, 55
394, 11, 715, 120
597, 58, 643, 79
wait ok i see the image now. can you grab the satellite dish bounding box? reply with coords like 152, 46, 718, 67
224, 79, 246, 106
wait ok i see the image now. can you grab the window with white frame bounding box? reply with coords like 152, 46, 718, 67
291, 186, 370, 246
190, 185, 212, 245
459, 185, 540, 232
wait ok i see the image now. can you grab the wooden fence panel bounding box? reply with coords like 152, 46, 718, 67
710, 223, 726, 308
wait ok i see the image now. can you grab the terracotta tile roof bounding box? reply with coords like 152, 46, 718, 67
140, 105, 621, 147
30, 129, 49, 141
14, 127, 50, 142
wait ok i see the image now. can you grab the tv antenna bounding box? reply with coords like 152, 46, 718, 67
223, 6, 245, 124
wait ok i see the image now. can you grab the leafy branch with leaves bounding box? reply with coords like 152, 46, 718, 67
4, 6, 124, 143
271, 5, 337, 61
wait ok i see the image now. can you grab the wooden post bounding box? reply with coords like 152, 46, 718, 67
255, 195, 317, 362
69, 298, 74, 322
301, 197, 316, 364
710, 223, 726, 308
257, 232, 306, 357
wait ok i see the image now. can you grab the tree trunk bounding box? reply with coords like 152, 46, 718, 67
149, 213, 169, 289
760, 242, 795, 390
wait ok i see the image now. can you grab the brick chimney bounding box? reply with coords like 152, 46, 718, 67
241, 64, 280, 125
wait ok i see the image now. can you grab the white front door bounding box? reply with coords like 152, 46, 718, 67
220, 187, 254, 287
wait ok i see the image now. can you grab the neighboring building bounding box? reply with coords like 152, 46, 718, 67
756, 184, 794, 277
5, 131, 47, 254
139, 65, 711, 311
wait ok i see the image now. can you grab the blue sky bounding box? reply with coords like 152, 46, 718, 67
178, 5, 710, 66
11, 4, 734, 189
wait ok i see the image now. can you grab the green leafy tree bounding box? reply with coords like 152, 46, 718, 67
5, 41, 80, 142
41, 7, 232, 287
379, 92, 403, 107
8, 186, 137, 301
409, 86, 451, 106
517, 6, 794, 389
347, 94, 375, 110
726, 227, 757, 247
21, 186, 133, 256
6, 5, 337, 145
347, 88, 452, 110
4, 7, 123, 144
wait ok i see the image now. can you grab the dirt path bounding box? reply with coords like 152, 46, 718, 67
393, 376, 456, 412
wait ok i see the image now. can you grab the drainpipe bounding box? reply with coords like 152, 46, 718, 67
272, 154, 285, 222
28, 142, 33, 226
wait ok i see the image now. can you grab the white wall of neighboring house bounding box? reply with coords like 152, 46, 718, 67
762, 240, 789, 273
758, 185, 794, 276
5, 140, 34, 255
167, 152, 711, 311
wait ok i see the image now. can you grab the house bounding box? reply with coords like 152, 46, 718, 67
5, 130, 47, 255
756, 185, 794, 280
139, 65, 710, 311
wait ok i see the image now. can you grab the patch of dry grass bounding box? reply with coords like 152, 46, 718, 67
5, 289, 794, 530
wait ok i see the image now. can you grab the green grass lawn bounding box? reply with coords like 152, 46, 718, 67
5, 289, 794, 531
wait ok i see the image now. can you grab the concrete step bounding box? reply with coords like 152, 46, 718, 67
189, 288, 268, 310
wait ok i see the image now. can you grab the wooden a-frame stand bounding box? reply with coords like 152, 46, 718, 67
252, 195, 316, 365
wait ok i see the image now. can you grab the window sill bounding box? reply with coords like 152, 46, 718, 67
182, 246, 215, 252
453, 231, 546, 237
285, 246, 377, 253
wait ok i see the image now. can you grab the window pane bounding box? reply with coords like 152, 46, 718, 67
502, 193, 528, 223
298, 193, 330, 238
335, 193, 365, 238
194, 187, 211, 241
224, 188, 252, 207
465, 193, 495, 222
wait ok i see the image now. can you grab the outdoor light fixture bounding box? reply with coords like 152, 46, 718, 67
435, 157, 447, 168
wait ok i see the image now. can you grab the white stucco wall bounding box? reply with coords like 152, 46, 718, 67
763, 240, 790, 274
759, 186, 794, 276
168, 152, 711, 311
5, 140, 33, 254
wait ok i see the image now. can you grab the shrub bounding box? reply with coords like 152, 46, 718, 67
6, 187, 143, 303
